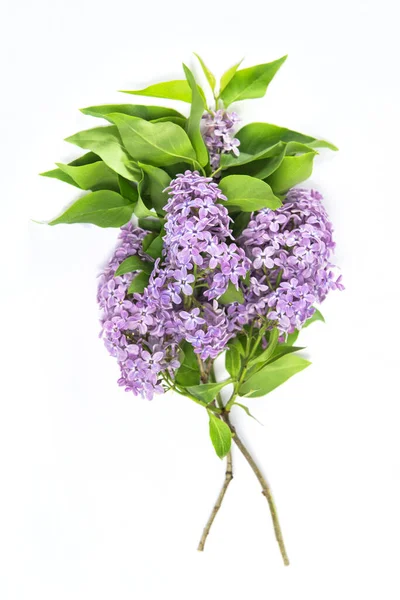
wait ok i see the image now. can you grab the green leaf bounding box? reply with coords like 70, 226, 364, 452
228, 336, 245, 357
40, 167, 80, 188
118, 176, 139, 202
121, 80, 193, 103
234, 402, 262, 424
115, 255, 153, 276
127, 271, 151, 294
137, 163, 171, 216
304, 308, 325, 327
80, 103, 184, 121
133, 195, 155, 218
220, 140, 285, 170
182, 64, 208, 167
285, 141, 319, 155
40, 152, 100, 188
55, 160, 119, 191
240, 354, 310, 398
218, 281, 244, 305
187, 381, 231, 404
175, 342, 201, 387
236, 122, 317, 154
219, 175, 281, 211
219, 58, 244, 94
221, 143, 287, 181
232, 211, 251, 237
194, 53, 216, 92
208, 412, 232, 459
270, 344, 305, 363
49, 190, 134, 227
286, 330, 299, 346
145, 234, 164, 259
65, 126, 141, 182
142, 232, 157, 251
151, 116, 187, 128
108, 114, 198, 168
266, 153, 316, 193
308, 139, 338, 151
225, 346, 241, 379
138, 216, 163, 232
220, 55, 287, 106
248, 328, 279, 368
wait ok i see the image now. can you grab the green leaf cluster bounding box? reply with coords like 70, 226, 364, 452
41, 54, 336, 232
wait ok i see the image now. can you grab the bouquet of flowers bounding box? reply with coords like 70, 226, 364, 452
41, 54, 343, 565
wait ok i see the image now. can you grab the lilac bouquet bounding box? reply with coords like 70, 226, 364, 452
41, 54, 342, 565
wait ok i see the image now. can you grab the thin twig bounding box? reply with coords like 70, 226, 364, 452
222, 411, 290, 566
197, 450, 233, 551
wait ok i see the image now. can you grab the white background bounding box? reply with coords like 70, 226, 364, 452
1, 0, 400, 598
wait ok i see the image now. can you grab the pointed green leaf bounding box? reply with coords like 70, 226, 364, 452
40, 152, 100, 188
150, 116, 187, 127
220, 141, 285, 170
137, 163, 171, 216
237, 122, 317, 153
304, 308, 325, 327
187, 381, 231, 404
220, 55, 287, 106
266, 152, 316, 193
194, 53, 216, 92
240, 353, 311, 398
133, 195, 154, 218
138, 216, 164, 232
218, 281, 244, 305
286, 330, 300, 346
219, 175, 281, 211
175, 342, 201, 387
65, 126, 141, 182
219, 58, 243, 94
80, 103, 184, 121
121, 80, 193, 103
248, 328, 279, 368
208, 412, 232, 459
142, 232, 157, 251
225, 346, 241, 379
182, 64, 208, 167
307, 139, 338, 151
232, 211, 251, 237
118, 176, 139, 202
234, 402, 262, 423
40, 167, 80, 188
49, 190, 134, 227
115, 255, 153, 276
55, 160, 119, 191
127, 271, 151, 294
145, 234, 164, 259
221, 143, 287, 181
270, 344, 305, 362
108, 114, 197, 168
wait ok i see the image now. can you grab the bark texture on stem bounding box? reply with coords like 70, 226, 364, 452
222, 412, 290, 566
197, 451, 233, 551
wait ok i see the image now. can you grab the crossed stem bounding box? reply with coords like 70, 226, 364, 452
197, 407, 289, 566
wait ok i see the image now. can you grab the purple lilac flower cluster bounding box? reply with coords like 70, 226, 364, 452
98, 178, 342, 399
234, 188, 344, 334
150, 170, 251, 360
201, 110, 240, 170
98, 223, 181, 399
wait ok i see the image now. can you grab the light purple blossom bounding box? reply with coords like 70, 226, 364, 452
201, 110, 241, 170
